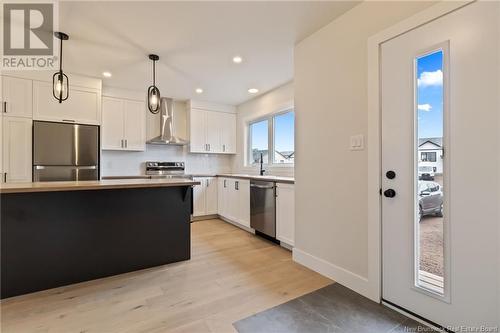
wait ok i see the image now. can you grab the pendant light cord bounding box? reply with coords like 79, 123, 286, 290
59, 37, 63, 74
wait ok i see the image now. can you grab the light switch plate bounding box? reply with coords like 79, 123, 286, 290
350, 134, 364, 151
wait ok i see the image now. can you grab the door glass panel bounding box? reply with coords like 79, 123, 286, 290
415, 50, 445, 295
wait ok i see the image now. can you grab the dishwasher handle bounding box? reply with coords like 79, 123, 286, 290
250, 184, 274, 189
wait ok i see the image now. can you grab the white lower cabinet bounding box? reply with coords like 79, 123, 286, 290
193, 177, 218, 217
276, 183, 295, 246
218, 177, 250, 228
2, 116, 32, 183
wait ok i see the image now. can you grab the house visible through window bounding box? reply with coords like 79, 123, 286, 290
421, 151, 437, 162
248, 110, 294, 166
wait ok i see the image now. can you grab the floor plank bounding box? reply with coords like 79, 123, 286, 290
1, 219, 332, 333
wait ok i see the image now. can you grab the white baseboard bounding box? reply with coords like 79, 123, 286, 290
218, 216, 255, 233
293, 247, 374, 301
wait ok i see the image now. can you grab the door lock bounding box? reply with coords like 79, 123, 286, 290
386, 170, 396, 179
383, 189, 396, 198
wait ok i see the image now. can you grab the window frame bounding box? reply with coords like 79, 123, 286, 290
247, 108, 294, 167
421, 151, 437, 162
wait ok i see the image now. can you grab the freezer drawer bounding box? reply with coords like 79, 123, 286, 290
33, 166, 98, 182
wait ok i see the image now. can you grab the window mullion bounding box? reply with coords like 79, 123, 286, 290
269, 115, 274, 165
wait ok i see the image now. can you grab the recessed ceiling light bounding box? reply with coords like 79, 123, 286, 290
102, 71, 112, 78
232, 56, 243, 64
195, 88, 203, 94
248, 88, 259, 94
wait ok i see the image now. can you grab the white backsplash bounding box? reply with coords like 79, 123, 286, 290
101, 145, 233, 176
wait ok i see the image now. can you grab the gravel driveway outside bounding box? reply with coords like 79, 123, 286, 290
419, 215, 443, 276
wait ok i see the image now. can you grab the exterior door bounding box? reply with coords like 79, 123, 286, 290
381, 2, 499, 328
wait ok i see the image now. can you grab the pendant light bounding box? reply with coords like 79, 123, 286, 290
147, 54, 161, 114
52, 32, 69, 103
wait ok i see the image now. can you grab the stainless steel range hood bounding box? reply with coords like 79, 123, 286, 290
147, 97, 189, 146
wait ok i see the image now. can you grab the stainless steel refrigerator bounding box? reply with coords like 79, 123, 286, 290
33, 121, 99, 181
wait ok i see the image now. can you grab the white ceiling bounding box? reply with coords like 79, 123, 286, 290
59, 1, 359, 105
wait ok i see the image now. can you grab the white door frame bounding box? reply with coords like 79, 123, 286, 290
365, 1, 473, 303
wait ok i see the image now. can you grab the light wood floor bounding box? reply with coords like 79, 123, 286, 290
1, 219, 332, 333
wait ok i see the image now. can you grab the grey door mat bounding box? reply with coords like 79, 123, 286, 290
234, 283, 433, 333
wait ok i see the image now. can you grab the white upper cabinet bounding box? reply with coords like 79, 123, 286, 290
102, 96, 145, 151
220, 112, 236, 154
276, 183, 295, 246
123, 100, 146, 151
33, 81, 101, 125
189, 108, 207, 153
188, 100, 236, 154
2, 116, 32, 183
2, 76, 33, 118
205, 111, 222, 153
102, 97, 125, 150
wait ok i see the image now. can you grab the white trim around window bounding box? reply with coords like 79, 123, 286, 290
245, 104, 295, 168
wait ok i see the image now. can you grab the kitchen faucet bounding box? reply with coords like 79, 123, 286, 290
259, 153, 265, 176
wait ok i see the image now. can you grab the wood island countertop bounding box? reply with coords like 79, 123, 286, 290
0, 178, 200, 194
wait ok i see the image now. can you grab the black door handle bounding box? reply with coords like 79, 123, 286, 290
383, 189, 396, 198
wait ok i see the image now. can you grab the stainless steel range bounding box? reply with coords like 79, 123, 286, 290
145, 161, 192, 179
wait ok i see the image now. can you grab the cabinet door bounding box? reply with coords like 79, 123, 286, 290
123, 100, 145, 151
205, 111, 222, 153
33, 81, 101, 125
3, 117, 32, 182
2, 76, 32, 118
102, 97, 125, 150
276, 183, 295, 246
220, 112, 236, 154
217, 177, 226, 217
236, 179, 251, 228
205, 177, 218, 215
189, 109, 207, 153
192, 177, 206, 217
224, 179, 237, 222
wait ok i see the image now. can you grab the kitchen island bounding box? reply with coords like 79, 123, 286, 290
0, 178, 199, 299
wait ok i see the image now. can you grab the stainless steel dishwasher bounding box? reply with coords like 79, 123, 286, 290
250, 180, 276, 238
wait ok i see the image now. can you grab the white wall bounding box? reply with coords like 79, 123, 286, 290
293, 1, 434, 299
101, 88, 233, 176
233, 82, 294, 177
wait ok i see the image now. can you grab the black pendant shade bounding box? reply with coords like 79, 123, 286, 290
147, 54, 161, 114
53, 32, 69, 103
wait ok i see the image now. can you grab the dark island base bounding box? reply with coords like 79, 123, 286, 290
1, 186, 192, 299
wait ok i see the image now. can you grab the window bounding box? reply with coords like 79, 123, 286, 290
415, 49, 445, 296
421, 152, 437, 162
249, 119, 269, 164
248, 110, 294, 166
